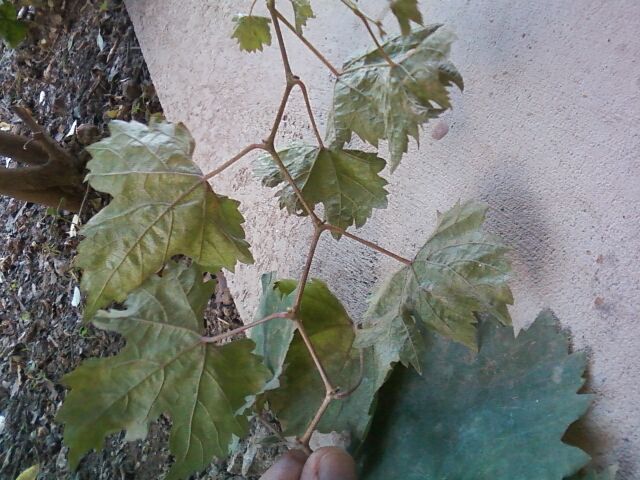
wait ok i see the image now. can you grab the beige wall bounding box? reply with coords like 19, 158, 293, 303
126, 1, 640, 476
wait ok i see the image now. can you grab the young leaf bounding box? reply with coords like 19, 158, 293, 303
57, 263, 270, 480
390, 0, 423, 35
329, 25, 463, 171
76, 118, 252, 318
232, 14, 272, 52
251, 275, 376, 443
254, 145, 388, 231
290, 0, 315, 33
358, 311, 592, 480
0, 1, 27, 48
357, 200, 512, 384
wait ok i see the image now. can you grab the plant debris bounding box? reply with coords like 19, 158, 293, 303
0, 1, 282, 478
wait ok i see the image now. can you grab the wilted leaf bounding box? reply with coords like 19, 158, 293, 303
255, 145, 388, 231
357, 200, 512, 389
76, 118, 252, 318
359, 311, 592, 480
290, 0, 314, 33
232, 14, 272, 52
57, 263, 270, 480
0, 2, 27, 48
329, 25, 463, 171
252, 275, 376, 443
390, 0, 423, 35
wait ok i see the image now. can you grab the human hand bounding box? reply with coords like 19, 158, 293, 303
259, 447, 357, 480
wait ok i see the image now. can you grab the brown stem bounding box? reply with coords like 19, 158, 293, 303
248, 0, 258, 15
293, 318, 336, 395
292, 225, 324, 311
354, 10, 396, 67
13, 106, 81, 170
269, 2, 294, 77
324, 224, 412, 265
274, 10, 341, 77
339, 0, 386, 37
200, 311, 290, 344
0, 131, 48, 166
266, 83, 295, 146
299, 393, 333, 445
203, 143, 266, 180
293, 79, 325, 148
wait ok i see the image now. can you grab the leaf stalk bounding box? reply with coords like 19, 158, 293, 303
200, 311, 290, 344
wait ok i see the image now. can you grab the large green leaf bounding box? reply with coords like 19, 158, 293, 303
0, 1, 27, 48
357, 200, 512, 389
329, 25, 463, 171
232, 14, 272, 52
254, 145, 388, 231
390, 0, 423, 35
251, 275, 376, 443
57, 263, 270, 480
358, 311, 592, 480
76, 118, 252, 318
290, 0, 314, 33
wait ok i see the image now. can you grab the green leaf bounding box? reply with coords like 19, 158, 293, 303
254, 145, 388, 231
329, 25, 463, 171
390, 0, 423, 35
358, 311, 592, 480
249, 273, 297, 391
76, 118, 252, 318
251, 275, 376, 443
232, 14, 272, 52
357, 200, 512, 390
290, 0, 315, 33
0, 1, 27, 48
57, 263, 271, 480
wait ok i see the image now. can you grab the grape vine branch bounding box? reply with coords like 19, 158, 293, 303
197, 0, 412, 450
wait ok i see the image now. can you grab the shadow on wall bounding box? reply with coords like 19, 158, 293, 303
473, 160, 555, 302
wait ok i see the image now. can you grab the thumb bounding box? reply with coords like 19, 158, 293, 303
300, 447, 357, 480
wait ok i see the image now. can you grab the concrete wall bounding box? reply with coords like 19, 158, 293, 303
126, 1, 640, 476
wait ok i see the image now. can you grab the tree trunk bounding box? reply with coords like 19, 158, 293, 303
0, 108, 86, 211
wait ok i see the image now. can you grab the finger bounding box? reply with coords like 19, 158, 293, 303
300, 447, 357, 480
260, 449, 308, 480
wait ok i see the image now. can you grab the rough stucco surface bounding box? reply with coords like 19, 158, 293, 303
125, 1, 639, 476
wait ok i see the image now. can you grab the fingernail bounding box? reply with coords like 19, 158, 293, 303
307, 447, 357, 480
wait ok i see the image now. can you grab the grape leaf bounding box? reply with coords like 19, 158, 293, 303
357, 200, 512, 391
76, 118, 252, 318
254, 145, 388, 231
57, 262, 270, 480
329, 25, 463, 171
232, 14, 272, 52
290, 0, 315, 33
390, 0, 423, 35
0, 1, 27, 48
249, 273, 297, 391
251, 275, 376, 443
358, 311, 592, 480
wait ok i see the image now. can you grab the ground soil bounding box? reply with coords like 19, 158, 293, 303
0, 2, 282, 478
